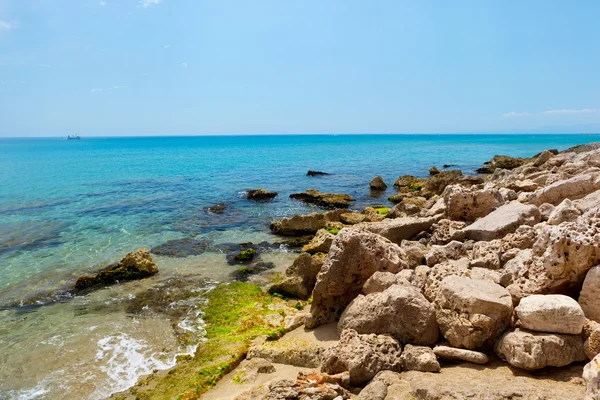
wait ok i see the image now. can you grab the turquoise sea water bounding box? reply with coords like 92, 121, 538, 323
1, 133, 600, 399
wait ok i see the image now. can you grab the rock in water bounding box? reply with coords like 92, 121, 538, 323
74, 248, 158, 290
290, 188, 354, 209
515, 294, 586, 335
270, 209, 346, 236
307, 170, 329, 176
495, 329, 586, 370
435, 276, 513, 350
247, 188, 278, 200
429, 166, 441, 176
337, 284, 439, 346
306, 230, 409, 328
369, 175, 387, 190
322, 329, 403, 385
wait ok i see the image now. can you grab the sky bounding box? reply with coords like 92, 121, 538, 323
0, 0, 599, 137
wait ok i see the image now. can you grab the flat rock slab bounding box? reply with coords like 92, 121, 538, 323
433, 345, 489, 364
353, 216, 440, 245
394, 359, 585, 400
461, 201, 541, 241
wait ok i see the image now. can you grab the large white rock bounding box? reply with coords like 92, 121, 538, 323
580, 266, 600, 322
444, 185, 504, 222
495, 329, 586, 370
352, 216, 440, 245
583, 354, 600, 400
547, 199, 581, 225
515, 294, 585, 335
435, 276, 513, 350
461, 201, 541, 241
523, 174, 600, 206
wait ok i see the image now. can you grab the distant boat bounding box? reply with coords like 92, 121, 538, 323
66, 135, 81, 140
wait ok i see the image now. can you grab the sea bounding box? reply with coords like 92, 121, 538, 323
1, 133, 599, 399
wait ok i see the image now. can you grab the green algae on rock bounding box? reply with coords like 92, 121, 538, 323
113, 282, 294, 400
234, 248, 256, 262
74, 248, 158, 291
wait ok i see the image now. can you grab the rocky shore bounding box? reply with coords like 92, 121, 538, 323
115, 143, 600, 399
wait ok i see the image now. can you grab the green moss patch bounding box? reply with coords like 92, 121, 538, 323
115, 282, 285, 400
324, 226, 341, 235
233, 248, 256, 262
374, 207, 390, 217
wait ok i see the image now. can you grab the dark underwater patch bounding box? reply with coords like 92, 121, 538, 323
150, 238, 212, 257
0, 220, 72, 256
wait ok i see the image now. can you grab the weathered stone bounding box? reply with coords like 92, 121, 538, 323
388, 202, 421, 218
401, 344, 440, 372
501, 225, 537, 251
470, 240, 502, 270
461, 201, 541, 241
433, 345, 489, 364
362, 271, 409, 295
444, 185, 504, 222
425, 240, 467, 267
495, 329, 586, 370
270, 210, 345, 236
423, 258, 470, 302
357, 371, 403, 400
583, 354, 600, 400
370, 176, 387, 190
505, 210, 600, 301
548, 198, 582, 225
352, 216, 440, 245
74, 248, 158, 291
338, 284, 439, 345
533, 150, 555, 167
251, 371, 352, 400
339, 212, 365, 225
400, 240, 427, 268
429, 219, 466, 245
307, 230, 408, 328
322, 329, 402, 385
539, 203, 556, 221
302, 229, 335, 254
506, 180, 540, 192
233, 358, 276, 383
516, 294, 585, 335
247, 188, 278, 200
423, 170, 463, 197
580, 266, 600, 322
583, 320, 600, 360
429, 166, 441, 176
523, 174, 600, 206
247, 338, 324, 368
435, 276, 513, 350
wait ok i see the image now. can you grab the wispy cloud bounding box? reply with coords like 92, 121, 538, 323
90, 85, 127, 93
504, 108, 600, 117
140, 0, 161, 8
99, 1, 106, 5
181, 62, 188, 69
0, 20, 19, 31
164, 44, 171, 49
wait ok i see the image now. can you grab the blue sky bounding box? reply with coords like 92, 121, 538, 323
1, 0, 599, 136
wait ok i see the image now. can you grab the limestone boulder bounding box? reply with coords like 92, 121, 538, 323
322, 329, 402, 385
362, 271, 409, 295
352, 216, 440, 245
433, 345, 489, 364
247, 188, 278, 201
302, 229, 335, 254
539, 203, 556, 221
247, 338, 324, 368
425, 240, 467, 267
290, 188, 354, 209
429, 218, 466, 244
400, 344, 440, 372
306, 229, 408, 328
579, 266, 600, 322
523, 174, 600, 206
547, 198, 581, 225
506, 180, 540, 193
470, 240, 502, 270
515, 294, 585, 335
583, 320, 600, 360
495, 329, 586, 370
339, 211, 366, 225
338, 284, 439, 346
461, 201, 541, 241
423, 257, 470, 302
400, 240, 427, 268
444, 185, 504, 222
435, 276, 513, 350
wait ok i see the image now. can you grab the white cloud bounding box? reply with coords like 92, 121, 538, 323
99, 1, 106, 6
90, 88, 103, 93
163, 44, 171, 49
140, 0, 161, 8
181, 62, 188, 68
504, 109, 600, 117
0, 20, 19, 31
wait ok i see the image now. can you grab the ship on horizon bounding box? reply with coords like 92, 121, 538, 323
66, 135, 81, 140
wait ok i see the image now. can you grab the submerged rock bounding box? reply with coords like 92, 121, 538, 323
306, 170, 329, 176
150, 238, 210, 257
74, 248, 158, 291
290, 189, 354, 209
247, 188, 278, 201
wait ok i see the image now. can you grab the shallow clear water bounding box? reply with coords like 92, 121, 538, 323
1, 133, 599, 399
